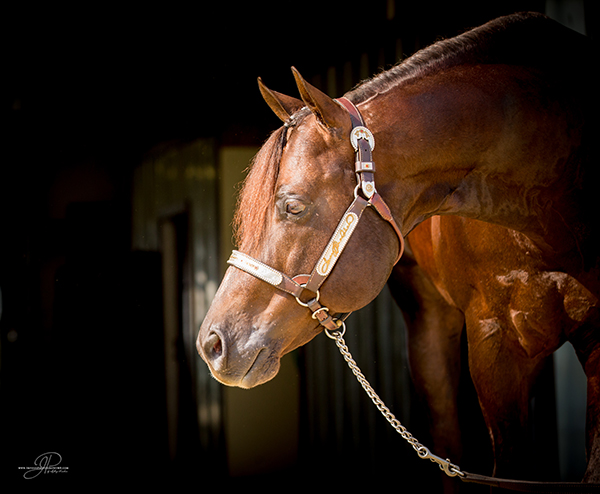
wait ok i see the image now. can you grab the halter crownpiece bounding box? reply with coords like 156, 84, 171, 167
337, 97, 378, 200
227, 98, 404, 331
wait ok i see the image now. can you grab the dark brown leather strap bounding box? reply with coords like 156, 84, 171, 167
338, 98, 376, 195
306, 298, 341, 331
460, 471, 600, 493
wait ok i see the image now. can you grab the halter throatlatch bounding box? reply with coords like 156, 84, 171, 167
227, 98, 405, 331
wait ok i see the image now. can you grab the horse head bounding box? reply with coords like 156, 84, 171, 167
197, 14, 597, 389
196, 68, 402, 388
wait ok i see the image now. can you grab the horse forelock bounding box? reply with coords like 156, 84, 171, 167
233, 109, 310, 253
233, 127, 285, 253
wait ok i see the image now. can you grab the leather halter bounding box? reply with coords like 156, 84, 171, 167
227, 98, 405, 331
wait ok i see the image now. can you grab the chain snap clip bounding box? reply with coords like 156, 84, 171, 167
417, 446, 464, 478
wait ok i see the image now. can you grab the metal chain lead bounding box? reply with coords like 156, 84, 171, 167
325, 323, 464, 478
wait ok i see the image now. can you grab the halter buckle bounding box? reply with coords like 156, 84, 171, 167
311, 306, 329, 319
350, 126, 375, 151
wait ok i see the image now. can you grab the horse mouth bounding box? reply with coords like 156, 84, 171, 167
240, 348, 263, 385
239, 348, 280, 388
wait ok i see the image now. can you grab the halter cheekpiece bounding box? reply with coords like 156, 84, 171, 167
227, 98, 405, 331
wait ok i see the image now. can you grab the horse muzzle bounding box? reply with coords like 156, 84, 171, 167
197, 323, 281, 388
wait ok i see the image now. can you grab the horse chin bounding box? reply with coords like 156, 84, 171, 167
242, 348, 282, 388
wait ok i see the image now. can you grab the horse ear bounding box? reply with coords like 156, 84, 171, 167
258, 77, 304, 123
291, 67, 347, 129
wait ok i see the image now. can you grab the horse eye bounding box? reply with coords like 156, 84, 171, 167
286, 200, 306, 215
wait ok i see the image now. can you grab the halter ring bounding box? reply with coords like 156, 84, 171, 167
295, 288, 320, 308
324, 321, 346, 339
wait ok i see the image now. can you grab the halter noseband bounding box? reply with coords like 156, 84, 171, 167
227, 98, 405, 331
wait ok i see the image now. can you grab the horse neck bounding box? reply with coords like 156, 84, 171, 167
361, 66, 589, 266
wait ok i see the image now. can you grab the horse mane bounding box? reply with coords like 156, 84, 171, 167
346, 11, 590, 104
234, 12, 591, 251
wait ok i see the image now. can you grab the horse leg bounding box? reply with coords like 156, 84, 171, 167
583, 347, 600, 483
388, 259, 466, 493
570, 322, 600, 483
465, 310, 551, 481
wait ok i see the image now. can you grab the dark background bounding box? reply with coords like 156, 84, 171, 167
2, 1, 596, 491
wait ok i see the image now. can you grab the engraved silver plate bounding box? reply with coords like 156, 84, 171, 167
316, 212, 359, 277
228, 251, 283, 286
361, 181, 376, 198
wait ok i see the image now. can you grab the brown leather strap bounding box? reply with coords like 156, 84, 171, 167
370, 192, 405, 262
336, 97, 364, 127
306, 298, 341, 331
340, 97, 376, 199
460, 472, 600, 493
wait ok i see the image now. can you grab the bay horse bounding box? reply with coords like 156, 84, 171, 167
197, 12, 599, 486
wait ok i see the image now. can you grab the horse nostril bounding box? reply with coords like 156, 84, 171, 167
204, 331, 223, 361
212, 337, 222, 356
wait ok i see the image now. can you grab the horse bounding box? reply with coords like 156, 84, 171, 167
197, 12, 599, 486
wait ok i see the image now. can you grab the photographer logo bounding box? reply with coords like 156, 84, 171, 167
19, 452, 68, 479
